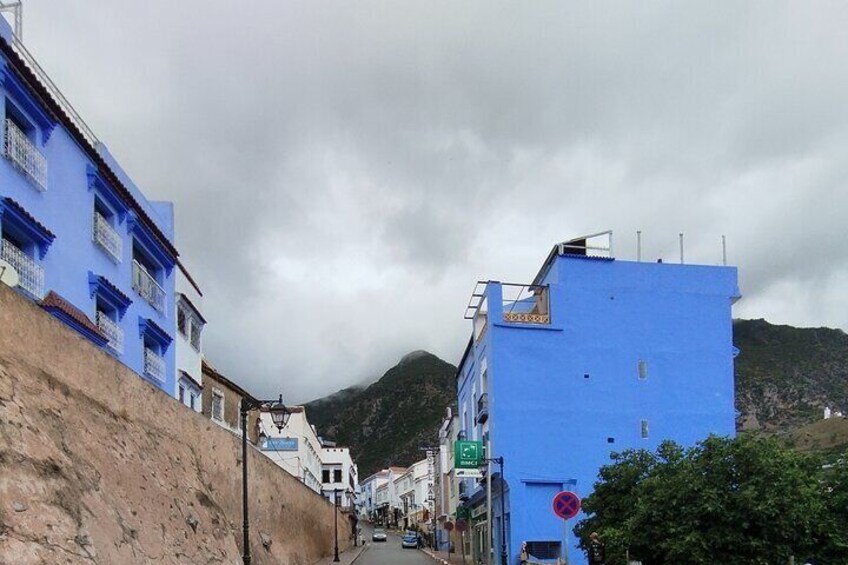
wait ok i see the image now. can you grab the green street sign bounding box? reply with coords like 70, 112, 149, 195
455, 440, 483, 469
455, 507, 471, 520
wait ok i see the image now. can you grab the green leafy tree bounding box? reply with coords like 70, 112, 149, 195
576, 435, 840, 564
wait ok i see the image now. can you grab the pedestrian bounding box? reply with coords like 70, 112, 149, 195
587, 532, 606, 565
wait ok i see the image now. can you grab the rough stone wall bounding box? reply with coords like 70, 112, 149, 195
0, 285, 350, 564
200, 367, 260, 444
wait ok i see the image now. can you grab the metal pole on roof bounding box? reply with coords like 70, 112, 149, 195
636, 231, 642, 262
0, 1, 23, 38
722, 235, 727, 266
679, 233, 684, 264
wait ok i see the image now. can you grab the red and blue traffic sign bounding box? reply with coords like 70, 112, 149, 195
552, 491, 581, 520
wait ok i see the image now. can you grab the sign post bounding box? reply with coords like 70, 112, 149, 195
445, 521, 454, 558
552, 491, 581, 565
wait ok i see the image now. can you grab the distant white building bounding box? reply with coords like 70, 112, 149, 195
320, 445, 359, 510
396, 458, 432, 530
374, 466, 407, 527
360, 470, 390, 519
258, 406, 323, 493
174, 264, 205, 412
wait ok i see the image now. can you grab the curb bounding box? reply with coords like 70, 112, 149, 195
349, 543, 369, 564
420, 548, 450, 565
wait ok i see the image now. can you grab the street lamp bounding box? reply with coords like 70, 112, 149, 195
333, 488, 341, 562
241, 394, 290, 565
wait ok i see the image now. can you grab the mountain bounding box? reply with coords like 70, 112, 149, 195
306, 320, 848, 476
734, 319, 848, 432
304, 351, 457, 476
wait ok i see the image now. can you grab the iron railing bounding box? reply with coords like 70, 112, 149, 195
143, 347, 165, 382
502, 283, 550, 325
1, 238, 43, 298
93, 212, 122, 262
4, 118, 47, 190
476, 393, 489, 424
132, 260, 165, 314
96, 311, 124, 354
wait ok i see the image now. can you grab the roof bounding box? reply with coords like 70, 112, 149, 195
177, 261, 202, 296
40, 291, 106, 343
178, 370, 203, 390
177, 292, 206, 324
201, 359, 257, 403
0, 38, 178, 262
3, 197, 55, 240
389, 466, 408, 475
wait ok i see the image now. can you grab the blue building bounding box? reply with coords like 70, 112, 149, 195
0, 19, 179, 394
456, 232, 740, 565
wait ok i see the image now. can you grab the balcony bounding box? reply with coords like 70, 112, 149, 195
501, 283, 550, 325
4, 119, 47, 191
143, 347, 165, 383
96, 311, 124, 354
476, 392, 489, 424
1, 238, 44, 298
93, 213, 122, 262
132, 260, 165, 314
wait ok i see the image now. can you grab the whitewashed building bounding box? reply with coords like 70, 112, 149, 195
320, 445, 359, 510
360, 470, 390, 519
175, 264, 204, 411
258, 406, 323, 493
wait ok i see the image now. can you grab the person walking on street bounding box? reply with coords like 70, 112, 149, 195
587, 532, 606, 565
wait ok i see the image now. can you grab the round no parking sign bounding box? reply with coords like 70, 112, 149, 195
552, 491, 581, 520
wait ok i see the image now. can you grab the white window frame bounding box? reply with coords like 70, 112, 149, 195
211, 389, 224, 422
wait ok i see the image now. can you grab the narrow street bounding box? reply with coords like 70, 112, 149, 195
357, 525, 434, 565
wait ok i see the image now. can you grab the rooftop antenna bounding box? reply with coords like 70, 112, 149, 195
722, 235, 727, 266
636, 230, 642, 262
679, 233, 684, 264
0, 1, 22, 39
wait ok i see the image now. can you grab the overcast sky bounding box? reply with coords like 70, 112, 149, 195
15, 1, 848, 402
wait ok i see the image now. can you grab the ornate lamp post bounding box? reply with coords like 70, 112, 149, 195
333, 488, 341, 562
484, 456, 507, 565
241, 394, 290, 565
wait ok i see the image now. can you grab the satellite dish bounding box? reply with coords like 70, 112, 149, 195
0, 259, 20, 288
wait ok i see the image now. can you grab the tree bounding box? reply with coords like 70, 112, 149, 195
575, 435, 841, 564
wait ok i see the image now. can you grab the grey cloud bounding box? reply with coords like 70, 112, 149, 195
20, 0, 848, 401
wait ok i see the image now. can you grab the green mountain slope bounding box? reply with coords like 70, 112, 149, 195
734, 319, 848, 432
305, 351, 457, 476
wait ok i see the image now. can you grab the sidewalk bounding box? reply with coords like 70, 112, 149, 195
421, 547, 467, 565
311, 543, 369, 565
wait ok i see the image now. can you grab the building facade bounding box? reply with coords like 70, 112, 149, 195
373, 466, 406, 527
175, 264, 204, 411
456, 233, 741, 565
360, 470, 390, 520
0, 19, 179, 393
436, 407, 458, 552
259, 406, 323, 494
201, 359, 259, 443
320, 446, 359, 510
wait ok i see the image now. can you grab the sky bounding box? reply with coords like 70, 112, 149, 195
13, 1, 848, 403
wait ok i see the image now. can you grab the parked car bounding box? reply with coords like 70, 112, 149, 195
401, 534, 418, 549
372, 528, 387, 542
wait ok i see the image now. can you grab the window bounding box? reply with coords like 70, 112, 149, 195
178, 385, 185, 403
189, 319, 201, 351
177, 306, 188, 337
525, 541, 561, 560
641, 419, 649, 439
132, 243, 165, 313
334, 469, 342, 483
92, 197, 122, 262
3, 103, 47, 191
322, 469, 331, 483
189, 392, 196, 410
0, 199, 53, 299
211, 391, 224, 421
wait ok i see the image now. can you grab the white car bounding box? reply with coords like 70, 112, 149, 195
372, 528, 387, 542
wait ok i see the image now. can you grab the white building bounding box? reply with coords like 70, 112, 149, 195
374, 466, 407, 527
396, 458, 432, 530
258, 406, 322, 493
360, 470, 390, 519
174, 264, 205, 412
320, 445, 359, 510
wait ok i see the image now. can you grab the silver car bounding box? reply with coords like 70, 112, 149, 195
372, 528, 387, 542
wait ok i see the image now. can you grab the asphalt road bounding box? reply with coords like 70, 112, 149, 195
358, 526, 433, 565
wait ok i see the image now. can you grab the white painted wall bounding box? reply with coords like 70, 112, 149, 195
175, 267, 204, 411
320, 446, 359, 510
258, 407, 323, 493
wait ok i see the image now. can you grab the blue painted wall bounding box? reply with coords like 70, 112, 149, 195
457, 253, 740, 565
0, 24, 177, 394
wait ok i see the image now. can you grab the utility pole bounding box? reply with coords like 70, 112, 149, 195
484, 456, 507, 565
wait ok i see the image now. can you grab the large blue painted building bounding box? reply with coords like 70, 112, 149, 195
0, 19, 179, 394
456, 232, 740, 565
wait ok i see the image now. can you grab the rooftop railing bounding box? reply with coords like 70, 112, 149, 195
502, 283, 550, 325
